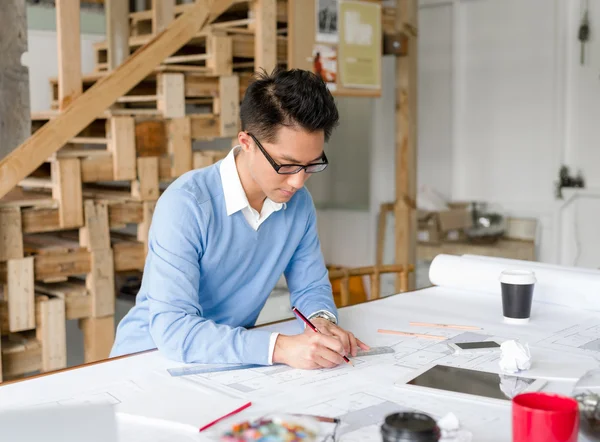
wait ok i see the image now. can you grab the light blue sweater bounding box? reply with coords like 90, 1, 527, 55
110, 162, 337, 365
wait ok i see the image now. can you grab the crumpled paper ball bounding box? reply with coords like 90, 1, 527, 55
499, 340, 531, 373
437, 412, 473, 442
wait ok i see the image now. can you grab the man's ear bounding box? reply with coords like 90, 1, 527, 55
238, 131, 252, 153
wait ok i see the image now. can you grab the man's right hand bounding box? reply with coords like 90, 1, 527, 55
272, 333, 348, 369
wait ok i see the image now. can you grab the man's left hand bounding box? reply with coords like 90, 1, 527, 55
307, 318, 370, 358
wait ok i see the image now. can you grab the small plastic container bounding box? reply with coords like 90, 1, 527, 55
218, 413, 321, 441
380, 412, 441, 442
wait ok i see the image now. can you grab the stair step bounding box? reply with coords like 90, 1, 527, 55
69, 137, 109, 145
116, 95, 157, 103
18, 178, 53, 190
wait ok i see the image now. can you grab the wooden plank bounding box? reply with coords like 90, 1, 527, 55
81, 155, 115, 182
185, 75, 219, 97
394, 0, 418, 292
157, 73, 185, 118
87, 249, 115, 318
135, 120, 167, 157
51, 158, 84, 228
81, 200, 111, 251
35, 296, 67, 372
152, 0, 175, 34
255, 0, 277, 73
0, 0, 234, 200
56, 0, 82, 110
107, 117, 137, 180
132, 157, 159, 201
190, 114, 221, 139
0, 189, 55, 210
287, 0, 312, 72
0, 208, 24, 261
106, 0, 130, 70
35, 280, 90, 320
34, 250, 91, 281
0, 0, 31, 161
21, 208, 61, 234
113, 241, 145, 272
5, 257, 35, 332
218, 75, 240, 137
79, 315, 114, 363
68, 137, 110, 145
167, 118, 193, 177
1, 336, 42, 378
206, 34, 233, 76
107, 202, 144, 226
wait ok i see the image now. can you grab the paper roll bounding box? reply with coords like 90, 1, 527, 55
428, 254, 600, 311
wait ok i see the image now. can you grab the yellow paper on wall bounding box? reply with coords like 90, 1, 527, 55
339, 1, 382, 89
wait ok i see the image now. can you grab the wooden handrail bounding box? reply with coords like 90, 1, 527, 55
0, 0, 234, 199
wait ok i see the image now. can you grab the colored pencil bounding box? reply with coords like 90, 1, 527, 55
291, 306, 353, 365
377, 329, 446, 340
198, 401, 252, 432
409, 322, 482, 331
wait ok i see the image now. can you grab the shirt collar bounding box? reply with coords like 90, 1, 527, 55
219, 146, 286, 216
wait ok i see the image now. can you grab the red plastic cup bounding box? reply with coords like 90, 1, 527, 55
513, 392, 579, 442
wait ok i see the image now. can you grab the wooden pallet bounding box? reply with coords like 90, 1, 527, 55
93, 30, 287, 74
23, 109, 233, 223
129, 1, 289, 37
0, 280, 114, 382
48, 72, 247, 127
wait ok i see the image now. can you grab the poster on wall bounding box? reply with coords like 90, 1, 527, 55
312, 44, 337, 91
339, 1, 381, 89
316, 0, 339, 43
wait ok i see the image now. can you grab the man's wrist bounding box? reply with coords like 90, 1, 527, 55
307, 310, 337, 325
272, 334, 289, 365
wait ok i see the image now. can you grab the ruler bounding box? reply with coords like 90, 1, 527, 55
167, 363, 264, 377
355, 346, 395, 357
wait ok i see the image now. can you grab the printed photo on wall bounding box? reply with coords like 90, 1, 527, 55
316, 0, 339, 43
312, 44, 337, 91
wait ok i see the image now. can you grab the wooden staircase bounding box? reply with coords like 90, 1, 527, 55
0, 0, 281, 382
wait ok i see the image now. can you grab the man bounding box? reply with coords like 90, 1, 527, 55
110, 68, 369, 369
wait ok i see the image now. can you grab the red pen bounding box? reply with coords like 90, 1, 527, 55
291, 306, 353, 366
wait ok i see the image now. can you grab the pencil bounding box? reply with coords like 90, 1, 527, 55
377, 329, 446, 340
291, 306, 353, 366
289, 414, 340, 424
409, 322, 482, 331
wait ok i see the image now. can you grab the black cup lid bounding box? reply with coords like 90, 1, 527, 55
381, 412, 440, 441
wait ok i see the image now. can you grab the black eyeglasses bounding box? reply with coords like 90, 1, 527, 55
247, 132, 329, 175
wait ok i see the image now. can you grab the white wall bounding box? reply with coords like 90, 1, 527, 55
321, 0, 600, 274
451, 0, 562, 264
557, 0, 600, 269
25, 30, 105, 112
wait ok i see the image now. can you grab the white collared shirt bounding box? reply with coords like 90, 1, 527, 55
219, 146, 284, 364
220, 146, 286, 231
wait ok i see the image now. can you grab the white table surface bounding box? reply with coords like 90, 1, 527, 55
1, 286, 598, 442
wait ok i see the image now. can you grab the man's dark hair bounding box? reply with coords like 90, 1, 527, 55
240, 68, 339, 143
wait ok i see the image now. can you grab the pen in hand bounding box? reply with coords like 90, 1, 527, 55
291, 306, 353, 366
